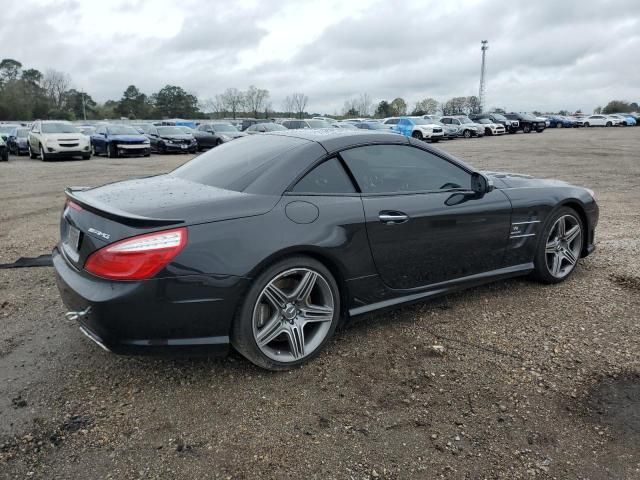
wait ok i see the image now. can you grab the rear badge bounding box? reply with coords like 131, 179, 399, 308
88, 228, 111, 240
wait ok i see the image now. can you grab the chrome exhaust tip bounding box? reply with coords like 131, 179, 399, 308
65, 306, 91, 321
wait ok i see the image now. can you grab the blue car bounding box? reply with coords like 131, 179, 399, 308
91, 124, 151, 158
7, 126, 30, 155
613, 114, 637, 126
548, 115, 576, 128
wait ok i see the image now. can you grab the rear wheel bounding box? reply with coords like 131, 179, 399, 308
463, 129, 472, 138
1, 149, 7, 161
91, 144, 97, 156
532, 207, 583, 284
584, 122, 590, 127
606, 122, 612, 127
231, 256, 341, 370
556, 122, 563, 128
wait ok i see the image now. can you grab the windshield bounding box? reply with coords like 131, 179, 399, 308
107, 125, 140, 135
178, 126, 195, 133
258, 123, 286, 131
477, 119, 491, 124
41, 123, 78, 134
157, 126, 185, 135
172, 135, 305, 192
459, 117, 474, 124
212, 124, 239, 132
491, 113, 507, 121
16, 128, 29, 137
306, 120, 330, 128
362, 123, 388, 130
0, 125, 19, 133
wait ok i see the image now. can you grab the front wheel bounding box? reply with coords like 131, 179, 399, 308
28, 143, 38, 159
463, 129, 472, 138
532, 207, 583, 284
411, 131, 424, 140
556, 123, 562, 128
584, 122, 590, 127
523, 125, 531, 133
231, 256, 341, 370
40, 146, 49, 162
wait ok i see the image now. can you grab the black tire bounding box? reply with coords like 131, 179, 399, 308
28, 143, 38, 159
106, 142, 117, 158
91, 144, 98, 156
463, 129, 472, 138
485, 128, 492, 136
606, 122, 612, 127
531, 206, 584, 284
584, 122, 590, 127
215, 139, 222, 147
1, 150, 8, 162
82, 153, 91, 160
523, 124, 531, 133
40, 146, 49, 162
411, 131, 423, 140
231, 256, 341, 371
556, 123, 562, 128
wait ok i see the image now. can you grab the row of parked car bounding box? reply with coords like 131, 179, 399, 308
0, 110, 638, 161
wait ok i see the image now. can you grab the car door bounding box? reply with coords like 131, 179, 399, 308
29, 122, 40, 150
340, 143, 512, 290
93, 126, 105, 152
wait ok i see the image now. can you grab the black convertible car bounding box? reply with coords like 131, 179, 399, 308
54, 130, 598, 370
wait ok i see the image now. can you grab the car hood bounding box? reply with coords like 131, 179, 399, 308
483, 171, 571, 189
44, 133, 83, 140
161, 134, 193, 140
107, 134, 148, 142
72, 174, 279, 225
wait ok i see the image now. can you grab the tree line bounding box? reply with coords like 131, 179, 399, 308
1, 57, 637, 122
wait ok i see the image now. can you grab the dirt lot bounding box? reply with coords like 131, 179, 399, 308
1, 128, 639, 479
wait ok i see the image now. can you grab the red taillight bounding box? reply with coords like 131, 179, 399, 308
84, 227, 187, 281
66, 199, 83, 212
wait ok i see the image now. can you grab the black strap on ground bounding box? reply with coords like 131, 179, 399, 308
0, 254, 53, 269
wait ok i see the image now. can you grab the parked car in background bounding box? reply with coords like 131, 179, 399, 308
142, 125, 197, 153
245, 123, 288, 134
582, 115, 613, 127
332, 122, 359, 129
354, 121, 399, 133
547, 115, 576, 128
607, 114, 631, 126
7, 127, 30, 155
28, 121, 91, 160
504, 113, 545, 133
617, 114, 637, 126
474, 118, 506, 136
240, 119, 271, 131
176, 125, 219, 150
470, 113, 519, 133
196, 122, 247, 146
282, 119, 332, 129
77, 126, 96, 137
312, 117, 337, 124
439, 116, 484, 138
536, 116, 551, 128
381, 117, 401, 126
0, 124, 21, 142
91, 124, 151, 157
0, 136, 8, 161
395, 117, 444, 142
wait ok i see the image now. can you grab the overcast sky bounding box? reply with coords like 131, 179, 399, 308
1, 0, 639, 114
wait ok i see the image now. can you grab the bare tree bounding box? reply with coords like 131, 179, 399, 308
356, 93, 373, 117
343, 98, 358, 116
413, 97, 439, 115
43, 69, 71, 109
220, 88, 244, 119
291, 92, 308, 119
244, 85, 270, 118
199, 96, 225, 118
282, 96, 294, 117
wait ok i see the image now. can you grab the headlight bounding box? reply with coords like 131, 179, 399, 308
165, 139, 174, 145
220, 135, 231, 141
143, 139, 150, 144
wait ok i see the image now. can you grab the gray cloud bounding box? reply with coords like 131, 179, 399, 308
0, 0, 638, 114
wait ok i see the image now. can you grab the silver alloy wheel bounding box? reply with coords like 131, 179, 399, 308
40, 145, 46, 161
545, 214, 582, 279
91, 144, 96, 156
252, 268, 334, 363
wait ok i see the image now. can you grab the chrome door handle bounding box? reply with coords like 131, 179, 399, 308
379, 212, 409, 224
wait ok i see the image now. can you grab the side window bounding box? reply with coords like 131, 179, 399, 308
291, 158, 356, 194
341, 145, 471, 194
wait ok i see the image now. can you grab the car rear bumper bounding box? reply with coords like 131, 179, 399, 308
53, 246, 248, 355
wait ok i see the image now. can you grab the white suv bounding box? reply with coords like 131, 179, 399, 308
28, 121, 91, 160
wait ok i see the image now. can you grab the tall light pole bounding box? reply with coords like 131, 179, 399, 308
479, 40, 489, 113
81, 90, 87, 121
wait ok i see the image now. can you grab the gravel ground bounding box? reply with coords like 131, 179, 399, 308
0, 128, 639, 479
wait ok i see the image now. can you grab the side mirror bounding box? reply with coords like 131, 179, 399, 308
471, 172, 494, 195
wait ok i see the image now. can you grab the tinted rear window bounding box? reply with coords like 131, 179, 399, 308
171, 135, 307, 192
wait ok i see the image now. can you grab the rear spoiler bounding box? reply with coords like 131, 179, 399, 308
65, 187, 184, 228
